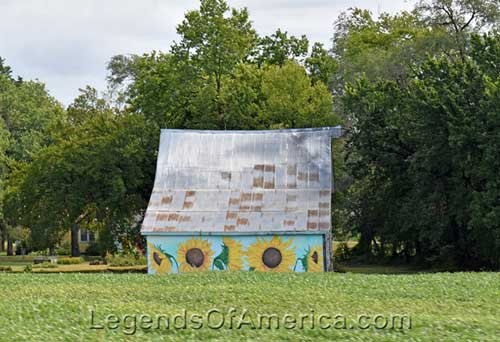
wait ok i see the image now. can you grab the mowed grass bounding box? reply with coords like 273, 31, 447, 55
0, 272, 499, 341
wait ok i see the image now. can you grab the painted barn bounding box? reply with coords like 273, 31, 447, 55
141, 127, 341, 274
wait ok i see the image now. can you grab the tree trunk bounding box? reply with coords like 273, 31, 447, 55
71, 223, 80, 257
7, 236, 13, 256
355, 226, 374, 257
0, 223, 4, 252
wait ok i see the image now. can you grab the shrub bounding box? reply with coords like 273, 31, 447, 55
84, 256, 103, 262
55, 247, 70, 256
105, 251, 146, 267
33, 262, 58, 269
0, 266, 12, 272
334, 242, 352, 262
30, 250, 48, 256
57, 257, 84, 265
24, 264, 32, 272
85, 242, 100, 256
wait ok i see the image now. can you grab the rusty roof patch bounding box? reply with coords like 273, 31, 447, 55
264, 181, 275, 189
264, 164, 275, 172
253, 177, 264, 188
161, 196, 173, 205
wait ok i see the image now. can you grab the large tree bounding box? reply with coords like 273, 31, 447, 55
5, 107, 156, 255
107, 0, 338, 131
0, 59, 65, 254
342, 33, 500, 269
416, 0, 500, 60
331, 8, 451, 98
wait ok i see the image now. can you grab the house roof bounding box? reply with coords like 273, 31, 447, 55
141, 127, 341, 234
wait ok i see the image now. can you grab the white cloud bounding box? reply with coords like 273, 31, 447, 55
0, 0, 414, 105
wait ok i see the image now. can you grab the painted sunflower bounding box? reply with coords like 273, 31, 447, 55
177, 238, 213, 272
294, 245, 323, 272
213, 237, 244, 271
246, 236, 296, 272
148, 242, 175, 274
308, 245, 324, 272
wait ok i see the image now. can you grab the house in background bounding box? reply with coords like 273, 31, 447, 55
78, 229, 95, 250
59, 228, 96, 254
142, 127, 341, 274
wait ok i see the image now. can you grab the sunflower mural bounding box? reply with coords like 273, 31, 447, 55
212, 237, 244, 271
148, 242, 178, 274
246, 236, 296, 272
294, 245, 323, 272
177, 238, 213, 272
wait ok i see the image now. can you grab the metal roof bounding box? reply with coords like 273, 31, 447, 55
141, 126, 341, 234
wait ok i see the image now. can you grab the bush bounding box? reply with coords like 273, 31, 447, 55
334, 242, 352, 262
55, 248, 70, 256
57, 257, 84, 265
55, 240, 71, 256
85, 242, 100, 256
30, 250, 48, 256
24, 264, 32, 272
0, 266, 12, 272
84, 256, 103, 262
105, 251, 146, 267
33, 262, 58, 269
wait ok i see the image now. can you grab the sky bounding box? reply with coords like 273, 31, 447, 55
0, 0, 414, 105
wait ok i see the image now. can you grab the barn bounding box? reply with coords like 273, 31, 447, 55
141, 127, 341, 273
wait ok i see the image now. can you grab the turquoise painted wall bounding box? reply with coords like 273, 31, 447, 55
146, 234, 324, 274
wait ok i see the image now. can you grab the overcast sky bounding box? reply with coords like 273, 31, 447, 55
0, 0, 414, 105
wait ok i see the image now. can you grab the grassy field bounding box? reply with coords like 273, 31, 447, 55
0, 272, 498, 341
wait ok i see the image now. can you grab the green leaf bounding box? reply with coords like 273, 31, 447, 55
213, 258, 225, 271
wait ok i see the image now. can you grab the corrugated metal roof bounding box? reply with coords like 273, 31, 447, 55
141, 127, 341, 234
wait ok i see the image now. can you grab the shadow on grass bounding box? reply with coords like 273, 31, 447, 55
334, 260, 433, 274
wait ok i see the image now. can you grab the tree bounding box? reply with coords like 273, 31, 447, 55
220, 61, 340, 129
108, 0, 338, 132
5, 112, 156, 255
171, 0, 257, 128
62, 86, 115, 255
0, 57, 13, 80
259, 62, 338, 128
0, 60, 65, 255
342, 33, 500, 269
305, 43, 338, 86
105, 54, 142, 108
67, 86, 112, 126
331, 8, 450, 97
416, 0, 500, 60
0, 78, 65, 163
255, 29, 309, 66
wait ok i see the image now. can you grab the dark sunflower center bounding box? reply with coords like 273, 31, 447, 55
186, 248, 204, 267
153, 252, 162, 266
311, 251, 319, 264
262, 247, 282, 268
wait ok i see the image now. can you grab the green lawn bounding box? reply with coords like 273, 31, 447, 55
0, 272, 498, 341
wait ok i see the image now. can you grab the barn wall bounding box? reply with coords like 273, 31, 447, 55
146, 234, 324, 274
